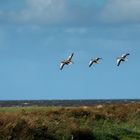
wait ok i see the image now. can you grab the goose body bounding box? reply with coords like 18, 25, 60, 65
89, 57, 102, 67
117, 53, 130, 66
60, 53, 74, 70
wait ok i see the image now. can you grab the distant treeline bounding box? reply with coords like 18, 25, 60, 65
0, 99, 140, 107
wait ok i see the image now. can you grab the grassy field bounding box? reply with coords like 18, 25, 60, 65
0, 103, 140, 140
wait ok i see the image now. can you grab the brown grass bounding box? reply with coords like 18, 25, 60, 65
0, 103, 140, 140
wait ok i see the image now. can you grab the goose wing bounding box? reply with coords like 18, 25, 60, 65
67, 53, 74, 61
60, 62, 65, 70
122, 53, 130, 58
117, 59, 122, 66
89, 60, 94, 67
96, 57, 101, 61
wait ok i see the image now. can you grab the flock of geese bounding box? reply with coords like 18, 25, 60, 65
60, 53, 130, 70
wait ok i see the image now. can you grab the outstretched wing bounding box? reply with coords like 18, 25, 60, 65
89, 60, 94, 67
96, 58, 101, 61
117, 59, 122, 66
67, 53, 74, 61
60, 63, 65, 70
122, 53, 130, 58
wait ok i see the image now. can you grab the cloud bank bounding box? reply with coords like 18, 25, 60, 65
1, 0, 140, 26
20, 0, 67, 24
101, 0, 140, 23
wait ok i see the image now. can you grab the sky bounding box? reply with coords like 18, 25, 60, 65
0, 0, 140, 100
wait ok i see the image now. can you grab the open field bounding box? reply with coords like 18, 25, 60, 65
0, 103, 140, 140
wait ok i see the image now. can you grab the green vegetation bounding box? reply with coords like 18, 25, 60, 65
0, 103, 140, 140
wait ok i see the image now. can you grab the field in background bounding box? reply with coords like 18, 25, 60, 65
0, 99, 140, 107
0, 103, 140, 140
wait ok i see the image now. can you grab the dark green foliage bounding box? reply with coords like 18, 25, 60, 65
29, 125, 48, 140
71, 128, 95, 140
94, 133, 119, 140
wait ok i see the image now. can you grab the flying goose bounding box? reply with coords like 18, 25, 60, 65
117, 53, 130, 66
60, 53, 74, 70
89, 57, 102, 67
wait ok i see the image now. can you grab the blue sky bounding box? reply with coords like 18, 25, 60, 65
0, 0, 140, 100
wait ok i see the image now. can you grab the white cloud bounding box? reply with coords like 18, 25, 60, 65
18, 0, 67, 24
0, 0, 98, 26
101, 0, 140, 22
0, 0, 68, 25
1, 0, 140, 25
